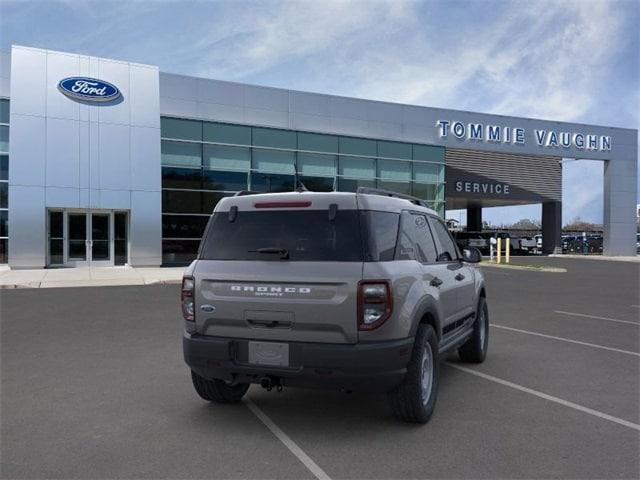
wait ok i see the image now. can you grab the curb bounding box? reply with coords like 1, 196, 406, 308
0, 279, 183, 289
480, 262, 567, 273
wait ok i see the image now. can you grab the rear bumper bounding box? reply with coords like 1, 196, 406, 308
183, 333, 414, 393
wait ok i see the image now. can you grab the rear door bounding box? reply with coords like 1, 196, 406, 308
428, 216, 476, 321
193, 201, 363, 344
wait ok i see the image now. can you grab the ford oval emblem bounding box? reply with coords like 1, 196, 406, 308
57, 77, 121, 102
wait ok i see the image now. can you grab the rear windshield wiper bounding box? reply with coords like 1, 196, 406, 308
248, 247, 290, 260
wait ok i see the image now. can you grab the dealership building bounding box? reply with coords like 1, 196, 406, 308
0, 45, 637, 268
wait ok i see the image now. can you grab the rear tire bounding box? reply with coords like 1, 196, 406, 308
191, 371, 250, 404
458, 297, 489, 363
388, 324, 439, 424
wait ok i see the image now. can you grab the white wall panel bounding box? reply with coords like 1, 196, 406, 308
46, 186, 79, 207
244, 85, 288, 112
100, 189, 131, 209
130, 66, 160, 128
46, 117, 79, 188
243, 107, 288, 128
160, 73, 199, 101
197, 102, 244, 124
130, 125, 160, 191
98, 122, 130, 190
46, 51, 80, 121
98, 60, 130, 125
10, 47, 46, 116
9, 114, 46, 186
78, 121, 90, 188
8, 185, 46, 267
291, 92, 330, 116
198, 78, 244, 105
88, 121, 100, 190
129, 190, 161, 265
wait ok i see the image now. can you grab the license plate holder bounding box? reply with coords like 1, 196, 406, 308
248, 341, 290, 367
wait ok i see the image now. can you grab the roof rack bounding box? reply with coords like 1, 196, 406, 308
356, 187, 429, 208
233, 190, 260, 197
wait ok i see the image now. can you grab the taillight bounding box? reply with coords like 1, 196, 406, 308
181, 276, 195, 321
358, 280, 393, 331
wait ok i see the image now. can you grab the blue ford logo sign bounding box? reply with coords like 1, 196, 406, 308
57, 77, 121, 102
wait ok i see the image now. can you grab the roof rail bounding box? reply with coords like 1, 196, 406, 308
233, 190, 260, 197
356, 187, 429, 208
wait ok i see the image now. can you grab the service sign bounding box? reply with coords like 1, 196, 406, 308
58, 77, 121, 102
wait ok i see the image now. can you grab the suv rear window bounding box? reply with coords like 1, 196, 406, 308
200, 210, 363, 261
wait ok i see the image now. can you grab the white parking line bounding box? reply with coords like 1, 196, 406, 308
554, 310, 640, 326
491, 324, 640, 357
244, 397, 331, 480
447, 364, 640, 432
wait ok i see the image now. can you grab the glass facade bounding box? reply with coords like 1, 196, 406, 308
0, 99, 8, 264
160, 116, 445, 265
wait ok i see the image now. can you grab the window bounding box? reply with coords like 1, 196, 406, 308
412, 183, 442, 201
339, 137, 376, 157
413, 163, 443, 184
161, 117, 202, 141
297, 153, 336, 177
161, 141, 201, 167
0, 210, 7, 237
413, 144, 445, 163
396, 212, 437, 262
162, 239, 201, 264
298, 132, 338, 153
202, 170, 247, 191
203, 122, 251, 145
200, 210, 362, 262
252, 149, 295, 174
378, 141, 411, 160
360, 211, 399, 261
162, 190, 202, 214
252, 127, 296, 149
162, 167, 202, 190
250, 172, 295, 193
203, 145, 250, 171
0, 155, 8, 180
0, 99, 8, 124
0, 126, 8, 153
338, 156, 375, 179
162, 215, 209, 238
429, 216, 459, 261
114, 212, 128, 266
337, 178, 376, 192
298, 176, 334, 192
0, 183, 7, 208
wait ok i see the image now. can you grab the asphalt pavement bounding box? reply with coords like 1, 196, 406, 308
1, 257, 638, 479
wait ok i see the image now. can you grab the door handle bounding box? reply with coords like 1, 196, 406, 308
455, 273, 465, 281
430, 277, 443, 287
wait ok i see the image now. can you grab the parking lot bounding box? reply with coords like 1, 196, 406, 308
1, 257, 638, 479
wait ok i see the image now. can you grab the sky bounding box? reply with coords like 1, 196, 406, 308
1, 0, 638, 226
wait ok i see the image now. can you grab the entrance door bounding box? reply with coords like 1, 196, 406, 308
48, 210, 129, 267
67, 213, 88, 266
90, 213, 112, 266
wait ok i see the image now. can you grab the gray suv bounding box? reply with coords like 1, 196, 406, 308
182, 188, 488, 423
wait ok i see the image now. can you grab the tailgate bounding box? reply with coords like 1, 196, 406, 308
194, 260, 362, 344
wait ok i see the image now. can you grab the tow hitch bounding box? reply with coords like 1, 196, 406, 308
260, 376, 283, 392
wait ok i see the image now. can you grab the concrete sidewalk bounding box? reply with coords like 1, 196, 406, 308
0, 266, 186, 289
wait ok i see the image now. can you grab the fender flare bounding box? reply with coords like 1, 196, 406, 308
409, 295, 443, 340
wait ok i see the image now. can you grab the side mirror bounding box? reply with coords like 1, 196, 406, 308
462, 247, 482, 263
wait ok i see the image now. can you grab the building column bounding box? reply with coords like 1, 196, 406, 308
467, 205, 482, 231
542, 201, 562, 254
603, 155, 637, 256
